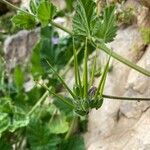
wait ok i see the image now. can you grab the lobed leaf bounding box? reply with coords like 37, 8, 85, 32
12, 12, 36, 29
73, 0, 117, 42
27, 119, 61, 150
73, 0, 97, 38
37, 0, 56, 26
96, 5, 117, 42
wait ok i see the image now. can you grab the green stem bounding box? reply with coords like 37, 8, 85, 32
28, 90, 49, 116
51, 21, 73, 35
94, 55, 111, 99
83, 38, 88, 99
49, 109, 57, 124
46, 60, 76, 99
89, 51, 97, 87
73, 38, 78, 85
103, 94, 150, 101
37, 82, 74, 108
96, 42, 150, 77
73, 38, 82, 89
62, 43, 83, 76
65, 117, 78, 140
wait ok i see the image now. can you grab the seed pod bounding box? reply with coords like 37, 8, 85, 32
88, 86, 97, 98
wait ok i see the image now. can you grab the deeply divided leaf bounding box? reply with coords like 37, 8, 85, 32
73, 0, 97, 38
96, 5, 117, 42
73, 0, 117, 42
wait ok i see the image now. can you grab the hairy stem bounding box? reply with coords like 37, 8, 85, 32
46, 60, 76, 98
94, 54, 111, 99
83, 38, 88, 99
97, 42, 150, 77
103, 94, 150, 101
90, 51, 97, 87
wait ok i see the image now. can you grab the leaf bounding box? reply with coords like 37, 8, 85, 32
0, 113, 10, 136
12, 12, 36, 29
0, 97, 13, 114
30, 0, 37, 14
96, 5, 117, 42
9, 113, 29, 132
49, 115, 69, 134
73, 1, 117, 42
54, 97, 73, 116
27, 119, 61, 150
37, 1, 56, 26
13, 66, 24, 90
73, 0, 97, 38
60, 135, 85, 150
0, 140, 12, 150
31, 42, 45, 77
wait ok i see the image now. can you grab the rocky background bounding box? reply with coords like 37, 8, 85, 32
0, 0, 150, 150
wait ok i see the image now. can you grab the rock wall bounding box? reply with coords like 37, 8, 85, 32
84, 2, 150, 149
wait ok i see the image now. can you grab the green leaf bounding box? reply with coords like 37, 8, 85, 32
9, 112, 29, 132
0, 113, 10, 136
12, 12, 36, 29
30, 0, 37, 14
73, 1, 117, 42
13, 66, 24, 90
61, 136, 85, 150
31, 42, 45, 77
27, 119, 61, 150
73, 0, 97, 38
0, 97, 13, 114
54, 97, 73, 116
37, 1, 56, 26
49, 115, 69, 134
96, 5, 117, 42
0, 140, 12, 150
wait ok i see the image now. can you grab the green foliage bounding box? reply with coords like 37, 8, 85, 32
30, 0, 37, 14
140, 27, 150, 44
73, 0, 117, 42
0, 139, 12, 150
49, 114, 69, 134
0, 113, 10, 137
96, 5, 117, 42
12, 0, 56, 29
37, 1, 56, 26
13, 66, 24, 90
2, 0, 149, 149
27, 119, 61, 150
60, 136, 85, 150
12, 12, 36, 29
0, 98, 29, 136
73, 0, 97, 38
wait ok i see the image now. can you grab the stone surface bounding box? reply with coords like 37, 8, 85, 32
4, 29, 40, 70
84, 19, 150, 150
